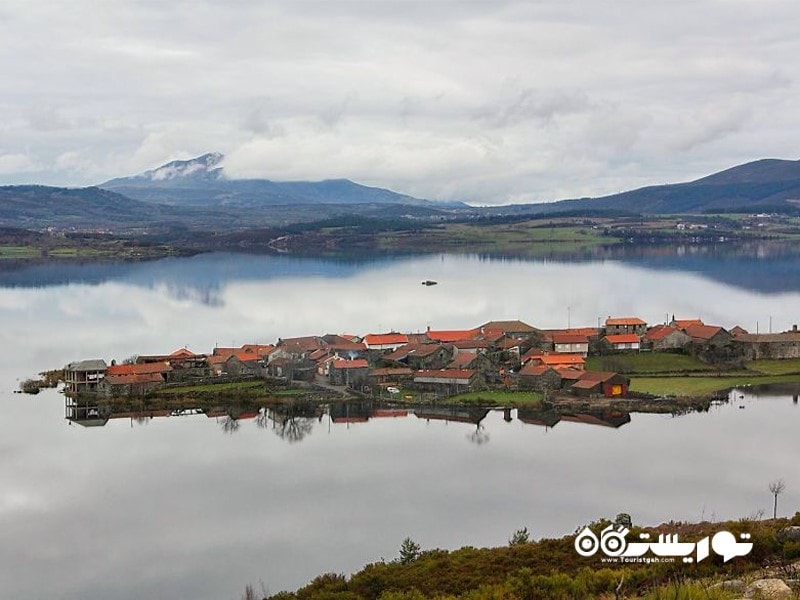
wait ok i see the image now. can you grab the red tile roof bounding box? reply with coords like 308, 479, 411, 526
448, 353, 477, 369
384, 343, 443, 361
551, 333, 589, 345
105, 372, 164, 385
556, 367, 584, 380
545, 327, 600, 337
606, 317, 646, 326
169, 348, 196, 358
477, 320, 537, 333
363, 333, 409, 346
426, 329, 477, 343
453, 339, 490, 349
604, 334, 640, 344
107, 363, 172, 376
684, 324, 726, 341
673, 319, 704, 329
644, 325, 675, 341
240, 344, 276, 357
578, 370, 620, 383
518, 364, 551, 377
331, 359, 369, 369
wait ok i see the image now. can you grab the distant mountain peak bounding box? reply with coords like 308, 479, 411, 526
139, 152, 224, 182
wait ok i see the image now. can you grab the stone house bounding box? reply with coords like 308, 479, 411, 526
329, 359, 370, 388
605, 317, 647, 336
517, 364, 562, 391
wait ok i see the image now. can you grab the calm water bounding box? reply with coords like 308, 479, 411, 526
1, 246, 799, 599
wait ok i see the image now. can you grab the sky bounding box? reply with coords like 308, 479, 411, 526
0, 0, 798, 204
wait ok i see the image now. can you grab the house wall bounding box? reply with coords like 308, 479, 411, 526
735, 341, 800, 360
554, 342, 589, 356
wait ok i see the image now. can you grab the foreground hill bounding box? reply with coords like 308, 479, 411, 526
100, 153, 463, 209
497, 158, 800, 216
260, 516, 800, 599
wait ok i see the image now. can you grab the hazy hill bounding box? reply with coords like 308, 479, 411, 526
0, 186, 187, 229
100, 153, 461, 209
516, 158, 800, 215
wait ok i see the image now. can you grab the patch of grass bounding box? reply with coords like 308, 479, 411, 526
586, 352, 712, 374
0, 245, 40, 258
274, 388, 306, 396
746, 358, 800, 375
630, 374, 800, 396
448, 390, 543, 406
158, 380, 266, 395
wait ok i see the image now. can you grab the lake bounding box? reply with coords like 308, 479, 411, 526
1, 244, 799, 599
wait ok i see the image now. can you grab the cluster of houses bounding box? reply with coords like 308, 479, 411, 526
63, 316, 800, 400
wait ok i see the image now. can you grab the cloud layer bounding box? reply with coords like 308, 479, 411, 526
1, 1, 798, 204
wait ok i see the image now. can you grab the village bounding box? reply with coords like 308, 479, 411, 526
62, 315, 800, 403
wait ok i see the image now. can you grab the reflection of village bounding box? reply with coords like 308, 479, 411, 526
63, 313, 800, 403
65, 399, 631, 442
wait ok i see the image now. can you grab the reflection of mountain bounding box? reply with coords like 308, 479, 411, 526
0, 253, 403, 304
4, 242, 800, 297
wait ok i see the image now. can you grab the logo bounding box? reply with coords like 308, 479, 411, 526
574, 525, 753, 564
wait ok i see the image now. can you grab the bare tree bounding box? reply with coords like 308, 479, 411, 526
769, 479, 786, 519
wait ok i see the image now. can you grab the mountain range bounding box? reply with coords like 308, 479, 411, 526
1, 154, 800, 231
100, 153, 461, 209
519, 158, 800, 215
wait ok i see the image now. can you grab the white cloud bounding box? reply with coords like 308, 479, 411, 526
0, 1, 799, 201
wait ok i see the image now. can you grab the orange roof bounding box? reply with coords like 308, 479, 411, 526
538, 354, 585, 366
364, 333, 409, 346
227, 351, 262, 363
426, 329, 477, 343
107, 363, 172, 375
604, 334, 640, 344
673, 319, 703, 329
606, 317, 646, 326
331, 359, 369, 369
240, 344, 276, 357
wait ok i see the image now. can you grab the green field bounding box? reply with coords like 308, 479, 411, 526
158, 380, 266, 395
746, 358, 800, 374
630, 374, 800, 396
586, 352, 711, 374
0, 246, 40, 258
377, 222, 614, 253
447, 390, 543, 406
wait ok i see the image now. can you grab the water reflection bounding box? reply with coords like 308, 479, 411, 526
0, 387, 796, 600
3, 241, 800, 297
64, 397, 638, 442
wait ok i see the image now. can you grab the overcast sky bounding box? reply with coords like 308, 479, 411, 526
0, 1, 798, 204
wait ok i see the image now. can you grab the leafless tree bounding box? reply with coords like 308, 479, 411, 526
769, 479, 786, 519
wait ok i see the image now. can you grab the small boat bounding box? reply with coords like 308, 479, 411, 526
421, 280, 438, 286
